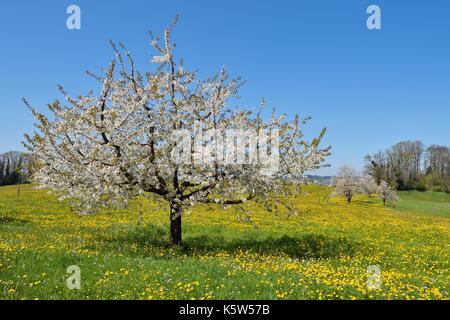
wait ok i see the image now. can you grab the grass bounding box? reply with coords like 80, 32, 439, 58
0, 184, 449, 300
397, 190, 450, 217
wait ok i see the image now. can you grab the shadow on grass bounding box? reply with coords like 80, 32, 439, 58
0, 215, 29, 225
94, 224, 359, 260
187, 234, 358, 259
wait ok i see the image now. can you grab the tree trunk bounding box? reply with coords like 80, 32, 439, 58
169, 202, 182, 246
383, 198, 386, 205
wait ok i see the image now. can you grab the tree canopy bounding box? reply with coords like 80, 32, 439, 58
24, 18, 330, 245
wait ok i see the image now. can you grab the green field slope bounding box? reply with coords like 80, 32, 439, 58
397, 191, 450, 217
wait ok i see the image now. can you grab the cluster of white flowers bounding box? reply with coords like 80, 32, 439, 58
330, 166, 362, 203
360, 175, 378, 197
377, 181, 400, 205
330, 167, 399, 205
24, 18, 330, 236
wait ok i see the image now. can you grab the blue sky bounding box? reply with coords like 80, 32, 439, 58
1, 0, 449, 175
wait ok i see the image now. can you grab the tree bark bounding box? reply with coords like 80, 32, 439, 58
169, 202, 182, 246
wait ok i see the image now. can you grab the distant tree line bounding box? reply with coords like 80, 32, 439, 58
0, 151, 30, 186
365, 141, 450, 192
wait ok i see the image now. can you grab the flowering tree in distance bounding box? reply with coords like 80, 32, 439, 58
377, 181, 399, 205
24, 18, 330, 246
360, 175, 378, 197
330, 166, 361, 203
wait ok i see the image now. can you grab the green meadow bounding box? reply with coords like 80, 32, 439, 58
0, 184, 449, 300
397, 191, 450, 217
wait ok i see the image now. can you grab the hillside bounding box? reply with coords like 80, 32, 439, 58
0, 184, 449, 300
397, 191, 450, 217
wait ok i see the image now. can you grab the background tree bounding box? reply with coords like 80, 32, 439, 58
0, 151, 29, 186
360, 174, 377, 197
364, 152, 387, 185
424, 145, 450, 192
365, 140, 449, 193
330, 166, 361, 203
377, 181, 399, 205
24, 18, 330, 246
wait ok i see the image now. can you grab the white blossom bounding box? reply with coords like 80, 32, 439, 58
360, 175, 378, 197
377, 181, 399, 205
24, 18, 330, 245
330, 166, 362, 203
